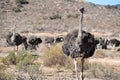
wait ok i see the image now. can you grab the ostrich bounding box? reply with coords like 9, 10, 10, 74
108, 38, 120, 47
28, 36, 42, 50
62, 8, 98, 80
45, 35, 64, 48
96, 37, 108, 49
23, 36, 42, 50
6, 26, 24, 54
55, 35, 64, 43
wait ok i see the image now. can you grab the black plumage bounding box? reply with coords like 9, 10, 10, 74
6, 32, 24, 48
62, 30, 98, 58
108, 39, 120, 47
26, 36, 42, 50
62, 7, 98, 80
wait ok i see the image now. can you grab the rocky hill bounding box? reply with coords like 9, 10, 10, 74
0, 0, 120, 38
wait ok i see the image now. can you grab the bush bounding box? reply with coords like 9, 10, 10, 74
2, 51, 16, 65
0, 71, 15, 80
105, 5, 118, 9
12, 7, 21, 12
16, 0, 29, 4
49, 14, 62, 20
43, 43, 69, 67
0, 61, 13, 80
67, 12, 79, 18
85, 62, 120, 80
2, 50, 38, 65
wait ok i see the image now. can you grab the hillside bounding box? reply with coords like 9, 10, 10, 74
0, 0, 120, 38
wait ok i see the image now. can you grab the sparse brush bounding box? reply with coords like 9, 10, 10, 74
2, 51, 16, 65
0, 71, 15, 80
2, 50, 38, 65
67, 12, 80, 18
49, 14, 61, 20
12, 7, 21, 12
43, 43, 66, 67
85, 62, 120, 80
93, 50, 107, 58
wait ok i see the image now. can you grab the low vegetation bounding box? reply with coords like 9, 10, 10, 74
49, 14, 62, 20
94, 49, 120, 58
43, 43, 66, 67
12, 7, 21, 12
85, 62, 120, 80
67, 12, 80, 18
0, 63, 15, 80
0, 71, 15, 80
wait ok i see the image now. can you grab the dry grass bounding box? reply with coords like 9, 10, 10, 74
94, 49, 120, 58
43, 43, 66, 67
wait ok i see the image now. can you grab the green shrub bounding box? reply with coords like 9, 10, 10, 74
49, 14, 61, 20
16, 52, 36, 72
2, 50, 38, 65
2, 51, 16, 65
105, 5, 118, 9
0, 71, 15, 80
67, 12, 79, 18
12, 7, 21, 12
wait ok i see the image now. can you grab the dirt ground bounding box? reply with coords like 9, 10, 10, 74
0, 32, 120, 80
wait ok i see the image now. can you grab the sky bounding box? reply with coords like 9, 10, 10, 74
85, 0, 120, 5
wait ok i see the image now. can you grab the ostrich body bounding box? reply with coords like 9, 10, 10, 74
6, 31, 25, 53
24, 36, 42, 50
28, 36, 42, 50
62, 30, 97, 58
62, 8, 98, 80
108, 39, 120, 47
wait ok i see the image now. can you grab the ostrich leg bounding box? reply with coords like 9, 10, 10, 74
80, 57, 84, 80
17, 46, 19, 51
74, 58, 79, 80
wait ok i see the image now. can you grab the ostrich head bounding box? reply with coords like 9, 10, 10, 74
80, 7, 84, 13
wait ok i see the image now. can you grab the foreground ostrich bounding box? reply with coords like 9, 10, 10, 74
62, 8, 98, 80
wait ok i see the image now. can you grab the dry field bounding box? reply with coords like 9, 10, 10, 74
0, 0, 120, 80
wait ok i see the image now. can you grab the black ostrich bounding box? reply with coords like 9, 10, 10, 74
55, 35, 64, 43
108, 38, 120, 47
25, 36, 42, 50
96, 37, 108, 49
6, 27, 25, 54
62, 8, 98, 80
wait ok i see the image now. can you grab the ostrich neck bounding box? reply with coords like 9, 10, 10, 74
11, 29, 16, 42
77, 13, 83, 42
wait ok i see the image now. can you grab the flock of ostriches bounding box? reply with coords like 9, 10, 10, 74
6, 8, 120, 80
